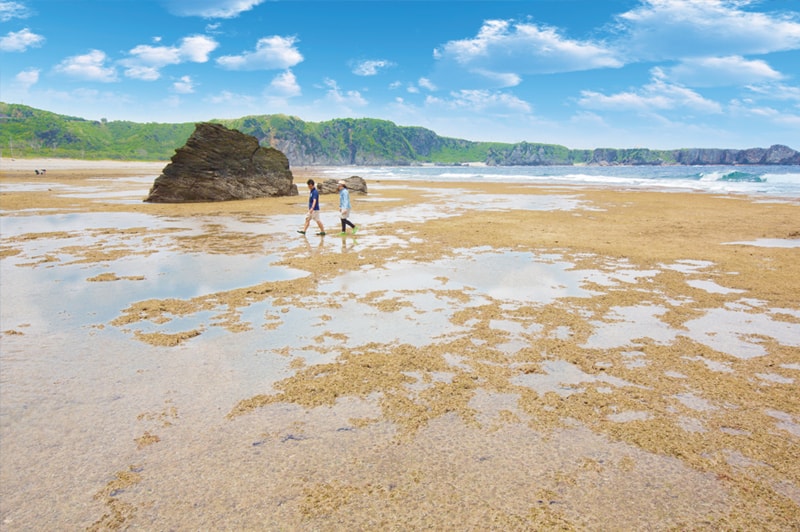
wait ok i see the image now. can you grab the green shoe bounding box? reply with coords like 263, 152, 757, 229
297, 230, 305, 234
316, 231, 326, 236
338, 232, 347, 236
352, 226, 359, 234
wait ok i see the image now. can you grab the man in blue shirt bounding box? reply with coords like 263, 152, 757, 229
337, 180, 358, 235
298, 179, 326, 235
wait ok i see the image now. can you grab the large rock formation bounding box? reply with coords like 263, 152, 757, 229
317, 176, 368, 195
670, 144, 800, 165
145, 122, 298, 203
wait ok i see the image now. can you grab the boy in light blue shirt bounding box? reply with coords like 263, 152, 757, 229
337, 180, 358, 235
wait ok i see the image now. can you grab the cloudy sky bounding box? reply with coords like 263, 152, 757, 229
1, 0, 799, 149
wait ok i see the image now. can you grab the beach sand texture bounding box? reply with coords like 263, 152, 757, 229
1, 158, 799, 529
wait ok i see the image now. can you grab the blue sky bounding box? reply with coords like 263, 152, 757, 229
1, 0, 799, 150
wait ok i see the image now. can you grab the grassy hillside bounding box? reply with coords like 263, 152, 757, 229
1, 102, 513, 164
7, 103, 792, 166
0, 103, 520, 164
0, 103, 196, 160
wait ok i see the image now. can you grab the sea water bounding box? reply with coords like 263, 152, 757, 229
316, 164, 800, 198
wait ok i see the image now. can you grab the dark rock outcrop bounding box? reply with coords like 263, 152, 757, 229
488, 143, 800, 166
317, 176, 368, 195
145, 122, 298, 203
669, 145, 800, 165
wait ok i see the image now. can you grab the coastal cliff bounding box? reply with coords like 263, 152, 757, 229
487, 143, 800, 166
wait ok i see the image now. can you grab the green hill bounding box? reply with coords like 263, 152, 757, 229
0, 102, 511, 165
2, 102, 797, 165
0, 103, 196, 161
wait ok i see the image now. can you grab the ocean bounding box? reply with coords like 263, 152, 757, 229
316, 164, 800, 198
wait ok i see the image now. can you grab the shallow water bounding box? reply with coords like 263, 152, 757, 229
1, 179, 799, 529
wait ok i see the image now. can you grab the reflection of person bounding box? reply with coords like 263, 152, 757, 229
298, 179, 325, 236
337, 180, 358, 235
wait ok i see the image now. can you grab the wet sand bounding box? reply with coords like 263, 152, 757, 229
1, 158, 799, 529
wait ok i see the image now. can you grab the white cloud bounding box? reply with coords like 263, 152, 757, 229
0, 27, 44, 51
774, 114, 800, 127
426, 89, 532, 113
0, 1, 30, 22
729, 97, 800, 128
322, 78, 368, 107
122, 35, 218, 80
434, 18, 622, 82
123, 66, 161, 81
267, 70, 301, 98
418, 77, 437, 91
163, 0, 265, 19
662, 56, 783, 87
404, 77, 436, 94
208, 90, 256, 106
54, 50, 118, 82
746, 82, 800, 102
616, 0, 800, 61
217, 35, 303, 70
578, 69, 723, 114
172, 75, 195, 94
352, 59, 394, 76
127, 44, 181, 67
179, 35, 219, 62
470, 69, 522, 87
14, 67, 39, 88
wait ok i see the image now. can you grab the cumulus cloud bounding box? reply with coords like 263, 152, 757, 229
662, 56, 783, 87
122, 35, 219, 80
217, 35, 303, 70
14, 67, 39, 88
267, 70, 301, 98
0, 27, 44, 51
615, 0, 800, 61
578, 69, 723, 114
179, 35, 219, 62
418, 77, 437, 91
404, 77, 436, 94
54, 50, 118, 82
162, 0, 265, 19
352, 59, 394, 76
0, 1, 30, 22
426, 89, 532, 113
434, 18, 622, 82
172, 75, 195, 94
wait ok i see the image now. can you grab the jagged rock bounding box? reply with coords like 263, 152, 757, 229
145, 122, 298, 203
317, 176, 368, 195
762, 144, 800, 164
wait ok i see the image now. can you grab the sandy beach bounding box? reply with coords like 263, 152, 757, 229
1, 158, 799, 529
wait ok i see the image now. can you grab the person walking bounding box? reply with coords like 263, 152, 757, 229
298, 179, 325, 236
337, 180, 358, 235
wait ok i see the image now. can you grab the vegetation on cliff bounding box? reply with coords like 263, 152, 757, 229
1, 102, 797, 165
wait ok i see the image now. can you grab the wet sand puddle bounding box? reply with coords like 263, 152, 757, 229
1, 180, 799, 529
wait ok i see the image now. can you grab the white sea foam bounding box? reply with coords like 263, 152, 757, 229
316, 165, 800, 198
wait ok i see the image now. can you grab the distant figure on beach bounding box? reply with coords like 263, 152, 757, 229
337, 180, 358, 235
34, 169, 40, 175
298, 179, 325, 236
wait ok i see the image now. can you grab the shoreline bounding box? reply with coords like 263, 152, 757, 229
4, 156, 800, 172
